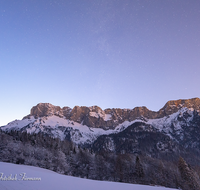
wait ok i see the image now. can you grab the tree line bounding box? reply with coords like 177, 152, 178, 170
0, 129, 200, 189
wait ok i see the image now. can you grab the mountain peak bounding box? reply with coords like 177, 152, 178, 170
30, 103, 62, 117
158, 97, 200, 116
163, 97, 200, 108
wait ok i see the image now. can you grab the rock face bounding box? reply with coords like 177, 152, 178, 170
158, 98, 200, 116
30, 103, 61, 117
24, 97, 200, 129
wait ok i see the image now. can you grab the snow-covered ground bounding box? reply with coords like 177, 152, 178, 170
0, 162, 177, 190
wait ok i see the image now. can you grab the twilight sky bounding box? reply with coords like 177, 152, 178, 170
1, 0, 200, 126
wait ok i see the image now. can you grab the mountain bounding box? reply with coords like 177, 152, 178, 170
1, 97, 200, 149
1, 98, 200, 189
92, 107, 200, 153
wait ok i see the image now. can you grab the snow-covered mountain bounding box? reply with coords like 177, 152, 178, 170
0, 114, 137, 145
1, 98, 200, 148
0, 162, 177, 190
1, 99, 200, 190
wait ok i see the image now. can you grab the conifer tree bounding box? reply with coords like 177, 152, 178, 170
135, 156, 144, 178
115, 154, 124, 182
178, 156, 200, 190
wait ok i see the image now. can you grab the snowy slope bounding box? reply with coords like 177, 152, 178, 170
0, 116, 138, 145
0, 162, 177, 190
147, 107, 194, 131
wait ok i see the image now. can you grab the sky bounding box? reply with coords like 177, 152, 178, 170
1, 0, 200, 126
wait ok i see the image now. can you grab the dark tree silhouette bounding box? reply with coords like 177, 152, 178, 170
178, 157, 200, 190
135, 156, 144, 178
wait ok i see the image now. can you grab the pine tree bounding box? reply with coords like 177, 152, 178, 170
135, 156, 144, 178
115, 154, 124, 182
178, 157, 200, 190
95, 154, 105, 180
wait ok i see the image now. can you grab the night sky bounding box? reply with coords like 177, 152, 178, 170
1, 0, 200, 126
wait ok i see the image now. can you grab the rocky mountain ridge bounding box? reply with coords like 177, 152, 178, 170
1, 97, 200, 148
24, 97, 200, 129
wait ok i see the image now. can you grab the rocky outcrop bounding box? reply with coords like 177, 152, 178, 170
23, 103, 72, 119
30, 103, 62, 117
24, 97, 200, 129
70, 106, 90, 123
158, 97, 200, 117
